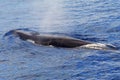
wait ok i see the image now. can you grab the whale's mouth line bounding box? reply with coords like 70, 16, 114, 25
4, 29, 118, 50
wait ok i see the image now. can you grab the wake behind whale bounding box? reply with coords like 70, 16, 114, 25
4, 29, 118, 50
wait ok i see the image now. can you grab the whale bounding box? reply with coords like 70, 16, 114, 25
4, 29, 117, 50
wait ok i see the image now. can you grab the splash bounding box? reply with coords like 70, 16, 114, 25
31, 0, 65, 32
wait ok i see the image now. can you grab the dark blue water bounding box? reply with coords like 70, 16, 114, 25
0, 0, 120, 80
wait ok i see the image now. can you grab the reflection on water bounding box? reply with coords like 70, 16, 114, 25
0, 0, 120, 80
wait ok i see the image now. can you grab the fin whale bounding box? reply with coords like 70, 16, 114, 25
4, 29, 117, 50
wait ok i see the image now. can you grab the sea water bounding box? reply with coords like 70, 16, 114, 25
0, 0, 120, 80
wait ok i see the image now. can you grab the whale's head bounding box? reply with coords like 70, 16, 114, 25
4, 30, 33, 41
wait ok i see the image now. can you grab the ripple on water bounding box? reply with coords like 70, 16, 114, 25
0, 0, 120, 80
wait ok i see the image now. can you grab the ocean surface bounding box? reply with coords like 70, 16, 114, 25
0, 0, 120, 80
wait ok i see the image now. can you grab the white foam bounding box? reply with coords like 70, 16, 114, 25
26, 39, 35, 44
81, 43, 109, 50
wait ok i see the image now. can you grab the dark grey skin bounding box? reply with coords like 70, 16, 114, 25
13, 30, 92, 48
4, 29, 117, 50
